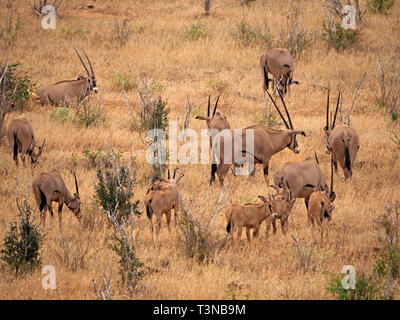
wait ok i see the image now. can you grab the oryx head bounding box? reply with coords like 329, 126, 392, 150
195, 95, 229, 134
74, 48, 98, 94
266, 90, 306, 154
30, 137, 46, 170
279, 65, 299, 95
267, 184, 295, 219
66, 172, 82, 219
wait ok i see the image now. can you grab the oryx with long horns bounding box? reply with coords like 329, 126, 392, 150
32, 169, 82, 228
37, 49, 98, 106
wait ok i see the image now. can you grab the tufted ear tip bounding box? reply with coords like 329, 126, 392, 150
302, 131, 306, 137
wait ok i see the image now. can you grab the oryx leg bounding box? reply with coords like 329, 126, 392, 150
155, 214, 162, 242
165, 210, 172, 234
262, 160, 270, 184
217, 163, 231, 187
253, 225, 260, 239
245, 227, 251, 243
281, 218, 289, 235
305, 197, 309, 210
57, 202, 64, 229
236, 226, 243, 243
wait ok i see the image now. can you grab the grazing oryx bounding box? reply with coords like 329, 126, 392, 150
265, 185, 295, 236
260, 48, 299, 95
37, 49, 98, 106
225, 195, 274, 243
274, 153, 329, 211
32, 170, 81, 228
6, 118, 46, 169
306, 155, 336, 244
145, 168, 184, 242
210, 91, 306, 186
323, 91, 360, 179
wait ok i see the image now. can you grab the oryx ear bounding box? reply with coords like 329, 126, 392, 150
195, 116, 208, 121
282, 64, 290, 69
292, 80, 299, 85
258, 195, 267, 203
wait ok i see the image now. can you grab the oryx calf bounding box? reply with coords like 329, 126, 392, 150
260, 48, 299, 95
145, 169, 184, 241
323, 92, 360, 179
37, 49, 98, 106
307, 156, 336, 244
32, 169, 81, 228
265, 185, 295, 237
6, 118, 46, 169
225, 196, 273, 243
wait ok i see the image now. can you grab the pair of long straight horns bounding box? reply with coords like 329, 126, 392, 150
207, 95, 220, 117
73, 171, 79, 196
266, 90, 294, 130
74, 48, 95, 78
326, 90, 340, 130
167, 168, 179, 180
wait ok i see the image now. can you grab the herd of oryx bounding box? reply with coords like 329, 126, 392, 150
5, 47, 360, 245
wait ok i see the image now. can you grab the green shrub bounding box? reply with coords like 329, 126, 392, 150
232, 21, 273, 48
76, 98, 104, 128
114, 72, 135, 91
61, 27, 91, 40
1, 63, 36, 110
368, 0, 395, 14
322, 22, 358, 51
185, 23, 208, 41
1, 179, 42, 275
326, 274, 377, 300
51, 107, 71, 122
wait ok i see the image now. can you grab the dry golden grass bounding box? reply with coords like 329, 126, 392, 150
0, 0, 399, 300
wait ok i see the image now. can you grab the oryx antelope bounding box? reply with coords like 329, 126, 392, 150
323, 91, 360, 179
37, 49, 98, 106
225, 195, 274, 243
265, 185, 295, 236
32, 169, 81, 228
6, 118, 46, 169
260, 48, 299, 95
195, 95, 230, 145
274, 153, 329, 211
306, 156, 336, 244
210, 91, 306, 185
145, 168, 184, 241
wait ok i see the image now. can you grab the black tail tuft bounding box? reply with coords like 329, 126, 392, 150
39, 188, 47, 213
345, 147, 351, 171
226, 220, 231, 233
13, 132, 18, 161
146, 199, 153, 219
210, 163, 217, 185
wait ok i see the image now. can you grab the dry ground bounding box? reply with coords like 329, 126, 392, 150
0, 0, 399, 299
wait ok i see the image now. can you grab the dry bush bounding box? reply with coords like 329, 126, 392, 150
30, 0, 63, 16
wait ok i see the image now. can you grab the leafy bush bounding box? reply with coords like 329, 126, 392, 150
114, 72, 135, 91
185, 23, 208, 41
322, 22, 358, 51
75, 97, 104, 128
232, 21, 273, 48
1, 179, 42, 275
1, 63, 36, 110
94, 155, 140, 225
368, 0, 395, 14
61, 27, 91, 40
326, 274, 377, 300
51, 107, 71, 122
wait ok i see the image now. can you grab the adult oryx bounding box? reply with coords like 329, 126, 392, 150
33, 169, 82, 228
210, 91, 306, 186
274, 153, 329, 211
260, 48, 299, 95
323, 91, 360, 179
37, 49, 98, 106
6, 118, 46, 169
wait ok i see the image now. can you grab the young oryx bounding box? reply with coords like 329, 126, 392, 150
37, 49, 98, 106
225, 195, 274, 243
145, 169, 184, 242
323, 91, 360, 179
33, 170, 81, 228
260, 48, 299, 95
306, 155, 336, 245
6, 118, 46, 169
